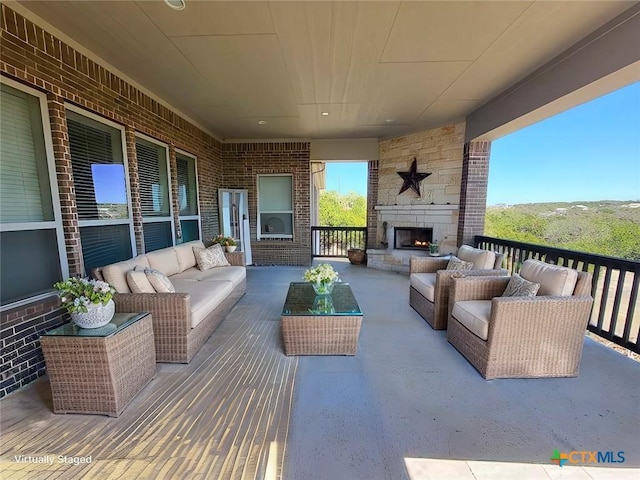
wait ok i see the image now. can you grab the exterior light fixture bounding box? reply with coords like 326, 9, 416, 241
164, 0, 185, 10
385, 118, 395, 123
321, 112, 329, 116
258, 120, 267, 125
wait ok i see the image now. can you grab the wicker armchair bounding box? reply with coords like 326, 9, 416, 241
409, 246, 506, 330
447, 261, 594, 379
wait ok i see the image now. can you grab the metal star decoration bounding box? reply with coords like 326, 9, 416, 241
397, 158, 431, 196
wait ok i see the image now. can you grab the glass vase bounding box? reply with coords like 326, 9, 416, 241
312, 279, 335, 296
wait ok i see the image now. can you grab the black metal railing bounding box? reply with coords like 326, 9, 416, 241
475, 235, 640, 354
312, 227, 367, 258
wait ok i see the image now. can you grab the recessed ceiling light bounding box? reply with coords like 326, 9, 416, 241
385, 118, 395, 123
164, 0, 185, 10
258, 120, 267, 125
321, 112, 329, 116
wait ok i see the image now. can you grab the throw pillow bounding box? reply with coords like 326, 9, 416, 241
193, 244, 230, 271
126, 265, 155, 293
144, 267, 175, 293
502, 273, 540, 297
446, 255, 473, 271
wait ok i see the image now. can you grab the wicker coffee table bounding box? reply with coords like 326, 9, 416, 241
281, 282, 363, 356
41, 312, 156, 417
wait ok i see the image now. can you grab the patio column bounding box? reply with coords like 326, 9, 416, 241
47, 94, 84, 276
366, 159, 378, 249
124, 126, 144, 254
457, 141, 491, 247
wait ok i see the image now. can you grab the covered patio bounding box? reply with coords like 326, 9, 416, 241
2, 261, 639, 478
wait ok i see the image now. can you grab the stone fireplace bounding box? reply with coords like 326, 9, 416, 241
394, 227, 433, 250
366, 123, 465, 273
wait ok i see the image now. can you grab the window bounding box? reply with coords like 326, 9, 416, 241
257, 175, 293, 239
136, 135, 173, 252
66, 108, 135, 273
0, 80, 67, 306
176, 151, 201, 243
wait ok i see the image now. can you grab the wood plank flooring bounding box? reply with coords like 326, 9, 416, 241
1, 297, 298, 479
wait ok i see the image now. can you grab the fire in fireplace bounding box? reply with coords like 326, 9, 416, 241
394, 227, 433, 250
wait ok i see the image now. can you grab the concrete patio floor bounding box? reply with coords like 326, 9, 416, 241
276, 259, 640, 479
1, 260, 638, 479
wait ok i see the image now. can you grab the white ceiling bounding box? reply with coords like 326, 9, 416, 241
14, 0, 637, 140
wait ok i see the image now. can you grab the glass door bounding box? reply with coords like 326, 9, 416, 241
218, 189, 248, 250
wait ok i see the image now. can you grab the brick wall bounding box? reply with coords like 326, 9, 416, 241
221, 142, 311, 266
458, 141, 491, 246
0, 5, 310, 395
367, 160, 379, 249
0, 298, 66, 397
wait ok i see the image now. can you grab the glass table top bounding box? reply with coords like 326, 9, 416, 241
42, 312, 150, 337
282, 282, 362, 316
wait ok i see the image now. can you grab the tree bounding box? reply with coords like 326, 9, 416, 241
319, 191, 366, 226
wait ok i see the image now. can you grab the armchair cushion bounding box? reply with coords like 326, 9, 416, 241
102, 255, 150, 293
451, 300, 491, 341
410, 273, 436, 302
173, 240, 203, 272
502, 273, 540, 297
519, 260, 578, 296
446, 256, 474, 271
457, 245, 496, 270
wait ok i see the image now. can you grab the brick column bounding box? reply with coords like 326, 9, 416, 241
457, 141, 491, 247
366, 160, 379, 249
169, 144, 182, 242
125, 126, 144, 254
48, 94, 84, 276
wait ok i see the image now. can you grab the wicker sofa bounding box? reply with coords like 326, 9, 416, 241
447, 259, 594, 379
409, 245, 506, 330
94, 240, 246, 363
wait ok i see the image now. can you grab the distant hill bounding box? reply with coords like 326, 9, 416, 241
485, 201, 640, 261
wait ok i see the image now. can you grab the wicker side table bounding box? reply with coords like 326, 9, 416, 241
41, 312, 156, 417
281, 283, 363, 356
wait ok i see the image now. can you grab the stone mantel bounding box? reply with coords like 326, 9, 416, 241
375, 204, 458, 211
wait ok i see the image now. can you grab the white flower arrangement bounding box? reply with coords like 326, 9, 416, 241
303, 263, 339, 284
54, 277, 116, 314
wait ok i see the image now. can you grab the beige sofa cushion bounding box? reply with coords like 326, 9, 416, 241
172, 279, 233, 328
146, 248, 181, 276
457, 245, 496, 270
193, 244, 230, 270
102, 255, 150, 293
126, 266, 155, 293
451, 300, 492, 340
173, 240, 204, 272
410, 273, 436, 302
172, 266, 246, 288
519, 260, 578, 296
145, 268, 175, 293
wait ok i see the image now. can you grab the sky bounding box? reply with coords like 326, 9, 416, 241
324, 162, 368, 196
487, 81, 640, 205
324, 83, 639, 205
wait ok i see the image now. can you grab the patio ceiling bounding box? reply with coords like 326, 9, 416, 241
12, 0, 637, 140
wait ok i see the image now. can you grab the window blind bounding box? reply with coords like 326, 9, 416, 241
0, 84, 52, 223
136, 139, 169, 217
80, 225, 132, 273
177, 155, 198, 216
67, 114, 128, 220
143, 222, 172, 252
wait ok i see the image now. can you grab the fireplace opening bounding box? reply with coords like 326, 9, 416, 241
394, 227, 433, 250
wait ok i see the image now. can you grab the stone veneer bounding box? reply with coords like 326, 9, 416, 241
369, 123, 465, 272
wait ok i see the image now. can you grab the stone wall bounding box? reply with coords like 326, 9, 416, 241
371, 123, 465, 271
